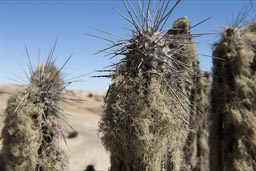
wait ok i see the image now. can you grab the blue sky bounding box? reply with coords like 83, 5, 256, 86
0, 0, 253, 92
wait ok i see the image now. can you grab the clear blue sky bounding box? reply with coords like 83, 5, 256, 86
0, 0, 253, 92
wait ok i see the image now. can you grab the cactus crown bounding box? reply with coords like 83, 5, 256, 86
31, 63, 63, 93
97, 1, 197, 123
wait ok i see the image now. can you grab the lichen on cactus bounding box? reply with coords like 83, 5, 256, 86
2, 87, 41, 171
168, 16, 211, 171
98, 1, 201, 171
167, 16, 210, 171
210, 24, 256, 171
1, 59, 67, 171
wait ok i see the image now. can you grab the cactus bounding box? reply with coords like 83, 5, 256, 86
169, 17, 210, 171
168, 17, 202, 170
1, 61, 67, 171
183, 72, 210, 171
99, 1, 200, 171
194, 72, 210, 171
210, 24, 256, 171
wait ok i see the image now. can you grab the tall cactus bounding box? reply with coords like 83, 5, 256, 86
99, 1, 200, 171
167, 17, 199, 171
169, 17, 210, 171
184, 72, 210, 171
194, 72, 210, 171
210, 24, 256, 171
1, 61, 67, 171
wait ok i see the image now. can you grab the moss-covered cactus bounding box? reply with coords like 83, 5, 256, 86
1, 62, 67, 171
168, 17, 210, 171
194, 72, 211, 171
183, 72, 210, 171
99, 1, 200, 171
166, 17, 198, 171
210, 24, 256, 171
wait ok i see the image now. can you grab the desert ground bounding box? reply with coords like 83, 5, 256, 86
0, 84, 110, 171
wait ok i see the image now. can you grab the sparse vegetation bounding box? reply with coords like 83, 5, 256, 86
67, 130, 78, 139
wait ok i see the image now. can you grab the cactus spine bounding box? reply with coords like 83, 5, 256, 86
210, 24, 256, 171
1, 61, 67, 171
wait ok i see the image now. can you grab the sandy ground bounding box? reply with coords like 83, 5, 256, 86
0, 84, 110, 171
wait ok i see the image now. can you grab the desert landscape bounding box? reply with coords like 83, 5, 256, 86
0, 84, 110, 171
1, 1, 256, 171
